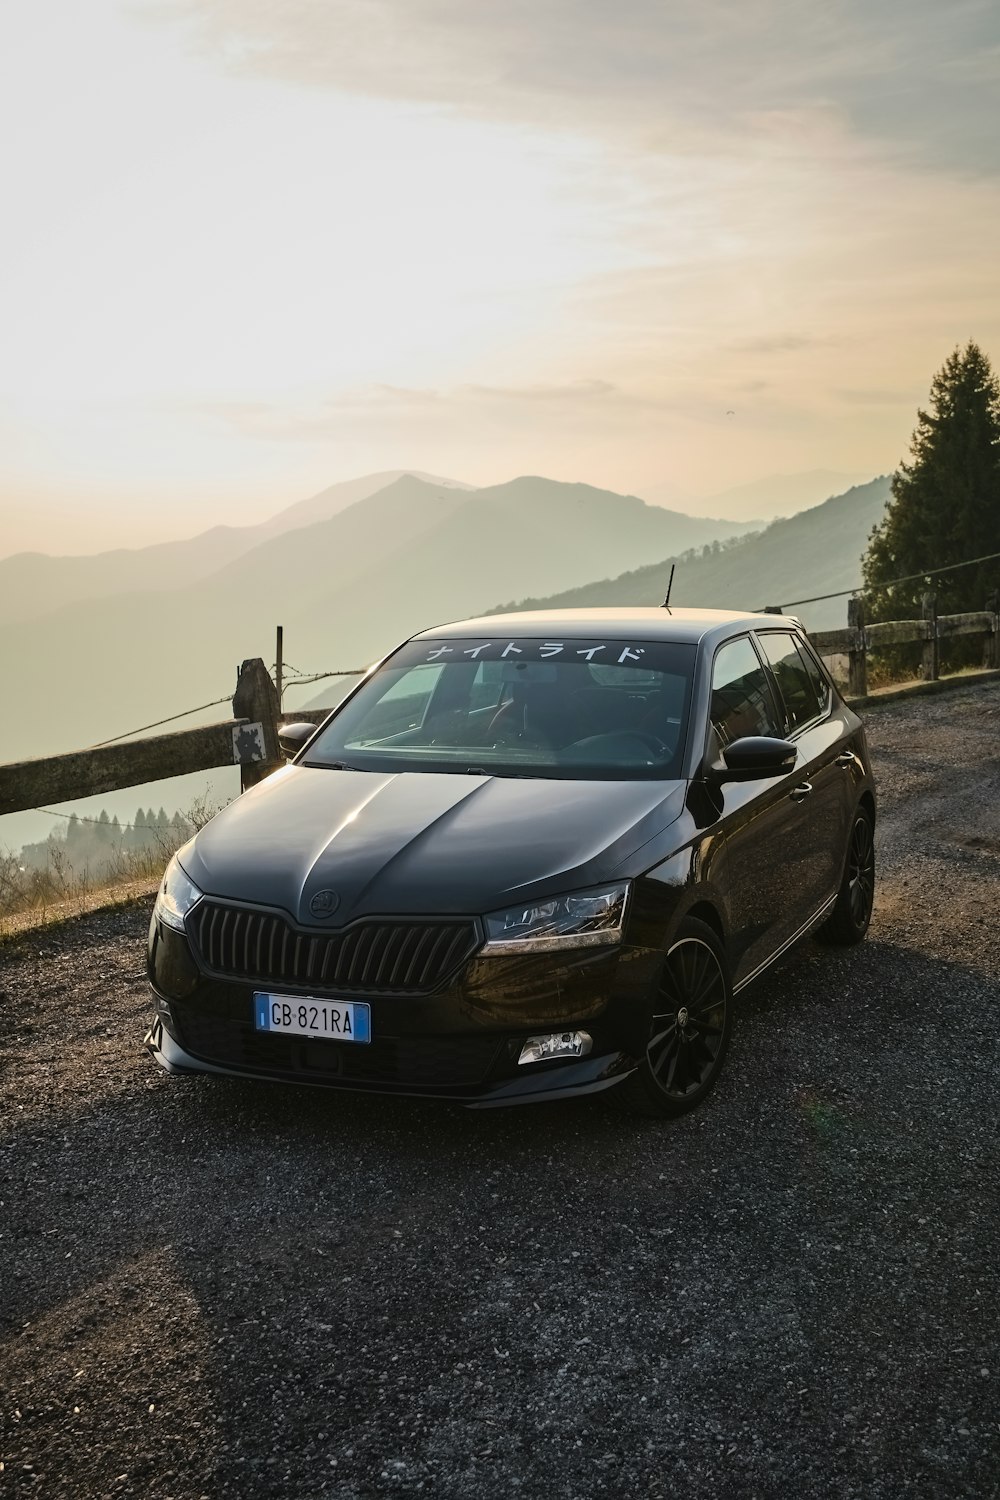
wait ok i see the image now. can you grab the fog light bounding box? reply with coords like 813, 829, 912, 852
518, 1031, 593, 1066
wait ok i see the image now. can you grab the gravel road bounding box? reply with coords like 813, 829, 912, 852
3, 681, 1000, 1500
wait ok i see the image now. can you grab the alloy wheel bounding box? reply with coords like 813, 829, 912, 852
848, 814, 876, 929
647, 937, 728, 1101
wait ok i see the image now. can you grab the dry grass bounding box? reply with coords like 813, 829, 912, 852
0, 792, 226, 938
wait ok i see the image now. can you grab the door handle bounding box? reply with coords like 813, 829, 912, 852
790, 782, 813, 801
836, 751, 857, 768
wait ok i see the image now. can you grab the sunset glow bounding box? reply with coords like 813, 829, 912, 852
2, 0, 998, 553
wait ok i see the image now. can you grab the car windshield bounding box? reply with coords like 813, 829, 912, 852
303, 636, 695, 780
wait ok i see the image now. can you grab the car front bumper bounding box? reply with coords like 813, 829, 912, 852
144, 1012, 635, 1106
146, 912, 659, 1107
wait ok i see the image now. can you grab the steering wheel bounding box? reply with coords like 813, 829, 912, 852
484, 702, 548, 749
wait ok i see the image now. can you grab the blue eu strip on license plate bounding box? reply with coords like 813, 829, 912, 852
253, 993, 371, 1044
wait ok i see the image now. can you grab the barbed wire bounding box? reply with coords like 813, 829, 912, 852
759, 547, 1000, 613
91, 694, 234, 748
281, 668, 368, 689
30, 808, 191, 830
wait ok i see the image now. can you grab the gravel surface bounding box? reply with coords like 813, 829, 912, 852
3, 681, 1000, 1500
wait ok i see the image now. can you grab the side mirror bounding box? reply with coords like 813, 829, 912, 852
717, 736, 796, 781
277, 721, 316, 758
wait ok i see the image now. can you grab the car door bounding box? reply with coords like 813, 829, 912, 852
707, 634, 809, 985
753, 629, 852, 918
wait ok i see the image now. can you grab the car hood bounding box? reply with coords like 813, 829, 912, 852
182, 765, 686, 925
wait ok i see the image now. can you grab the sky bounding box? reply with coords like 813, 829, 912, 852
2, 0, 999, 556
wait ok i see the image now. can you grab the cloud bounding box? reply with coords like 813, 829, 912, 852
463, 378, 618, 403
731, 335, 836, 356
187, 377, 674, 444
834, 387, 918, 406
157, 0, 1000, 173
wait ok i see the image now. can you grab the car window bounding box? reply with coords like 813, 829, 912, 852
755, 632, 822, 731
303, 636, 696, 780
793, 636, 832, 716
710, 636, 783, 746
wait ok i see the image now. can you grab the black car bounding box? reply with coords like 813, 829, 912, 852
146, 607, 875, 1116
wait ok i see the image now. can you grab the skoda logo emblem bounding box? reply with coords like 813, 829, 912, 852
309, 889, 340, 919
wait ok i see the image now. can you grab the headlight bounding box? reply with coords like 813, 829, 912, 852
154, 851, 203, 932
481, 882, 630, 954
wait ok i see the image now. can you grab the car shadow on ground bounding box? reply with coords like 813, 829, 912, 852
4, 933, 1000, 1497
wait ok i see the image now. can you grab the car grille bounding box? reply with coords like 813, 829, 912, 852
173, 1008, 501, 1088
187, 902, 479, 994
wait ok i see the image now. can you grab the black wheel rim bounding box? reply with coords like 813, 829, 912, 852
647, 938, 727, 1100
847, 815, 875, 928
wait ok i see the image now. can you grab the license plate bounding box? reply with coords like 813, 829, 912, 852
253, 993, 371, 1044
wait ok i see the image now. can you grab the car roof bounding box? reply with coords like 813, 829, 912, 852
413, 606, 798, 647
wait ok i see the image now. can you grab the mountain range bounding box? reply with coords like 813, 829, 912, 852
490, 477, 893, 634
2, 473, 756, 764
0, 470, 473, 627
1, 466, 893, 854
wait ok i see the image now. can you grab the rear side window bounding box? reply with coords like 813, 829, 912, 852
756, 632, 822, 731
710, 636, 783, 746
794, 636, 832, 716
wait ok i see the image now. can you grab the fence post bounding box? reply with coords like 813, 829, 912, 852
232, 658, 282, 791
921, 592, 939, 681
847, 595, 867, 698
987, 591, 1000, 670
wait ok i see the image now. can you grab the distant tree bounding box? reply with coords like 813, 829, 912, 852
862, 341, 1000, 620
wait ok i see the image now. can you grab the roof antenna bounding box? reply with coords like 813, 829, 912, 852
662, 564, 675, 611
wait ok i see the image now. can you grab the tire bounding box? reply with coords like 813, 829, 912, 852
816, 807, 875, 946
610, 917, 733, 1118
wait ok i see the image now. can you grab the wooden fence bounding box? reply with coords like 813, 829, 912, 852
0, 659, 299, 818
1, 594, 998, 819
791, 593, 1000, 698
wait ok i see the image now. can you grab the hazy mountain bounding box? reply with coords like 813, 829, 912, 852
2, 473, 759, 768
696, 469, 872, 522
2, 470, 889, 855
642, 468, 870, 523
253, 469, 475, 540
489, 477, 893, 633
0, 469, 473, 627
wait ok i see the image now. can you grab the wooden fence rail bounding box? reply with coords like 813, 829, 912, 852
0, 658, 282, 818
1, 596, 998, 819
800, 594, 999, 698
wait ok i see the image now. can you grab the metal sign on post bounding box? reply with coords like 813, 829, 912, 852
232, 722, 265, 765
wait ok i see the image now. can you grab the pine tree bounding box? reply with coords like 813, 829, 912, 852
863, 341, 1000, 620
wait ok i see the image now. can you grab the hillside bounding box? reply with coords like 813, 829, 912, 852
0, 470, 472, 627
2, 473, 757, 769
489, 477, 893, 632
